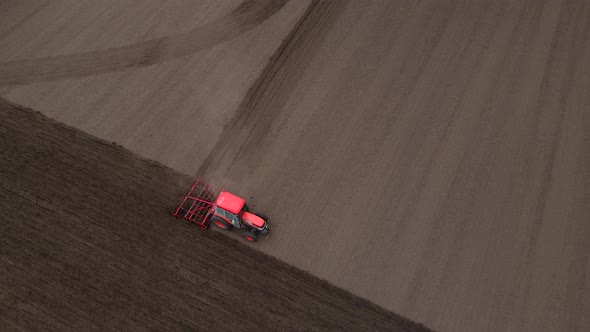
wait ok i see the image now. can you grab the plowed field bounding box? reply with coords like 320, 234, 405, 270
1, 1, 589, 331
0, 99, 426, 331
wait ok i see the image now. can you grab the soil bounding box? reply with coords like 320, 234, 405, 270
0, 0, 288, 85
1, 1, 590, 331
199, 1, 590, 331
0, 0, 311, 174
0, 98, 428, 331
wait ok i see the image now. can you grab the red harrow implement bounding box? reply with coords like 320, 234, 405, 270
172, 179, 216, 229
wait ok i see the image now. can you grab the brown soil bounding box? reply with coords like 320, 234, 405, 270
2, 1, 590, 331
0, 0, 310, 174
0, 98, 428, 331
0, 0, 287, 86
199, 1, 590, 331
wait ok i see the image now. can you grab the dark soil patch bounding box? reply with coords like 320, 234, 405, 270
0, 98, 429, 331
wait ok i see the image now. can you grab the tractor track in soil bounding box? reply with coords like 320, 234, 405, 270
0, 98, 428, 331
196, 0, 343, 179
0, 0, 286, 86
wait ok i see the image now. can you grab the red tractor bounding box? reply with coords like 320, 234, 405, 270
172, 179, 270, 242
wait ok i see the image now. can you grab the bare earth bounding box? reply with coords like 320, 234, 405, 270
0, 0, 310, 174
1, 1, 590, 331
0, 99, 427, 331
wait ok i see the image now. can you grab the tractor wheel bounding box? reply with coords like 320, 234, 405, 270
213, 218, 231, 230
243, 231, 258, 242
256, 213, 268, 221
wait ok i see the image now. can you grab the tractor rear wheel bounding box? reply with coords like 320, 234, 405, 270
243, 231, 258, 242
213, 218, 231, 230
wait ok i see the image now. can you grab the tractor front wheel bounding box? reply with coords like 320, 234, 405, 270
213, 218, 231, 230
243, 231, 258, 242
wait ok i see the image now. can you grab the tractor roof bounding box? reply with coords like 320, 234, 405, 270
215, 191, 245, 214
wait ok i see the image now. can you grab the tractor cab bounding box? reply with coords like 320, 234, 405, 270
212, 191, 269, 241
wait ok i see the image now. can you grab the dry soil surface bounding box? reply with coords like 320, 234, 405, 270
0, 0, 310, 174
0, 98, 428, 331
193, 1, 590, 330
1, 1, 590, 331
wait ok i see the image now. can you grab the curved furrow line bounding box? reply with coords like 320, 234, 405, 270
0, 0, 287, 86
